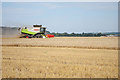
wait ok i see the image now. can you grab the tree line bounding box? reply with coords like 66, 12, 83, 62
50, 32, 107, 37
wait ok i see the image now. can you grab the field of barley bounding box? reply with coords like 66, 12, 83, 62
1, 37, 119, 78
2, 37, 119, 50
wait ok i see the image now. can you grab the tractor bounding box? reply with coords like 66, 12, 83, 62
19, 25, 54, 38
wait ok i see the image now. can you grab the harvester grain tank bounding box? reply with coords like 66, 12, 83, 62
19, 25, 54, 38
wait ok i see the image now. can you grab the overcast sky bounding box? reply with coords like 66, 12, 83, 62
2, 2, 118, 33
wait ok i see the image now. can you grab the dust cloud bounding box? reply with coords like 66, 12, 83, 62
1, 27, 20, 38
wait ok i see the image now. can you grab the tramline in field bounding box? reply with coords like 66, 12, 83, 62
19, 25, 54, 38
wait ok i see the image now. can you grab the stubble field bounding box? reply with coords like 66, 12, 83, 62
2, 37, 119, 78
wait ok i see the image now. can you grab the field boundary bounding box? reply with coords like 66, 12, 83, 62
1, 44, 119, 50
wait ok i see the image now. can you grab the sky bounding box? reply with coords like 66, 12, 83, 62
2, 2, 118, 33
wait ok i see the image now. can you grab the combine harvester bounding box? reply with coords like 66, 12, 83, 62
19, 25, 54, 38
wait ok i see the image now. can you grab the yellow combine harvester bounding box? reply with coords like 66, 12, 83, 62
19, 25, 54, 38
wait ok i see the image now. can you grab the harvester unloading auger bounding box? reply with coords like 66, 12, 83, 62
19, 25, 54, 38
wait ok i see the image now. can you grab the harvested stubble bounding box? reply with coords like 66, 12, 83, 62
2, 37, 119, 78
2, 37, 119, 50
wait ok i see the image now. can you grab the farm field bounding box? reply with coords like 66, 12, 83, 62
1, 37, 119, 78
2, 37, 119, 50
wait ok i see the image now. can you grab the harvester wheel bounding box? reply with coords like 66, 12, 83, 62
33, 34, 43, 38
26, 36, 29, 38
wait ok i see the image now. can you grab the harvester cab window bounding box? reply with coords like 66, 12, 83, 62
40, 27, 46, 33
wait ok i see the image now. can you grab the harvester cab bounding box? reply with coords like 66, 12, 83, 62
20, 25, 54, 38
40, 27, 46, 34
33, 25, 46, 33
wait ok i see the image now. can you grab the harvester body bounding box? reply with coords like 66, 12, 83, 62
20, 25, 54, 38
